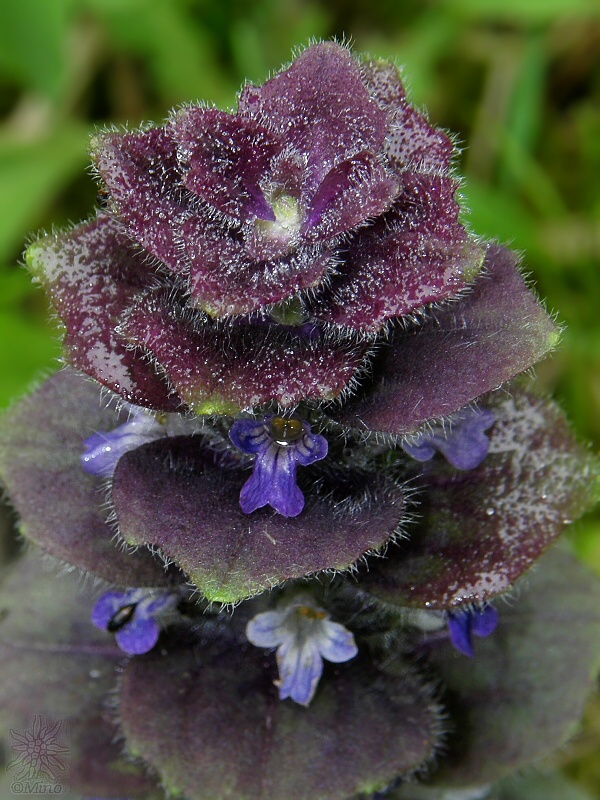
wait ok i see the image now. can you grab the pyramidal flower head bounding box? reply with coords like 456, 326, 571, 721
1, 40, 598, 800
12, 40, 569, 610
25, 40, 544, 421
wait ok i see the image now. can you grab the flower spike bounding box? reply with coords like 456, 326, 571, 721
0, 40, 596, 799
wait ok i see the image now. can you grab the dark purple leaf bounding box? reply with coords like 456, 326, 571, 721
112, 436, 405, 602
0, 370, 179, 587
0, 554, 164, 799
360, 58, 455, 173
26, 214, 179, 411
170, 107, 280, 222
238, 43, 389, 196
119, 631, 440, 800
313, 172, 483, 331
123, 292, 371, 412
92, 127, 189, 273
357, 383, 600, 608
304, 151, 398, 241
331, 245, 560, 434
181, 216, 336, 316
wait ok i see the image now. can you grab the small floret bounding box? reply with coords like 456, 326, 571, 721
447, 606, 500, 658
229, 415, 328, 517
82, 408, 166, 478
92, 589, 177, 655
402, 407, 495, 470
246, 600, 358, 706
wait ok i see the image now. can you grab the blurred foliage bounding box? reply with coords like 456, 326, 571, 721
0, 0, 599, 795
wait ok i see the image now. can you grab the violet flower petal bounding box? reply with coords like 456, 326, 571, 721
470, 605, 500, 638
91, 591, 136, 631
316, 620, 359, 663
245, 611, 287, 648
92, 589, 175, 655
293, 427, 329, 466
230, 417, 328, 517
246, 603, 358, 706
228, 418, 269, 456
401, 439, 438, 463
432, 408, 496, 469
447, 607, 499, 658
82, 411, 164, 478
277, 637, 324, 706
239, 443, 304, 517
142, 593, 178, 617
447, 613, 476, 658
402, 407, 496, 470
116, 615, 161, 656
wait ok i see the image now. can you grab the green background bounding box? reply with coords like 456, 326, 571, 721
1, 0, 599, 795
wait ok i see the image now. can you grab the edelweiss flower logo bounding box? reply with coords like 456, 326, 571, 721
7, 716, 69, 785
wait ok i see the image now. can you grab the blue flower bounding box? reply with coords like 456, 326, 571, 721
246, 600, 358, 706
229, 415, 328, 517
81, 406, 203, 478
404, 605, 499, 657
81, 408, 165, 478
447, 606, 499, 658
402, 407, 495, 470
92, 589, 177, 655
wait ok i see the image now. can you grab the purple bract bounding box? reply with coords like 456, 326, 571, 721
26, 42, 555, 422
